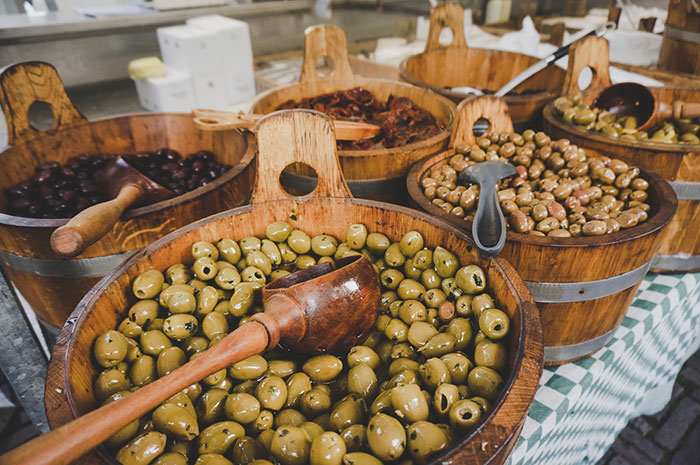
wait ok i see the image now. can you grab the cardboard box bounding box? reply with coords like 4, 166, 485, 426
133, 70, 196, 113
192, 71, 232, 109
157, 25, 221, 74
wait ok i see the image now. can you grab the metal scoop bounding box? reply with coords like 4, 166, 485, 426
459, 161, 517, 256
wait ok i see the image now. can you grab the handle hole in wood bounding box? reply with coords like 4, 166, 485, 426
473, 117, 491, 137
315, 56, 336, 79
438, 27, 454, 47
280, 162, 319, 197
577, 67, 595, 92
27, 100, 55, 132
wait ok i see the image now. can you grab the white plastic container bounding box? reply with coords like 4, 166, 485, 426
156, 25, 221, 75
133, 69, 196, 112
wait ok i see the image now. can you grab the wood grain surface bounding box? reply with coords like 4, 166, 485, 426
407, 96, 677, 363
45, 110, 543, 465
659, 0, 700, 75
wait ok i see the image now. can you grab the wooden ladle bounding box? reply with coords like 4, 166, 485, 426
594, 82, 700, 132
0, 254, 380, 465
193, 109, 382, 141
50, 157, 174, 257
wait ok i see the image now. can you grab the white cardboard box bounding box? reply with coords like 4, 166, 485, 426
157, 25, 221, 75
192, 71, 232, 109
133, 70, 196, 113
186, 15, 256, 103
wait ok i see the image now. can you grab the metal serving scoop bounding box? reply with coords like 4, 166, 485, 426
459, 161, 517, 256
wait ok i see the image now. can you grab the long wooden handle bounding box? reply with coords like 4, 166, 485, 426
50, 184, 143, 257
0, 321, 269, 465
450, 96, 514, 147
299, 25, 354, 84
562, 36, 612, 103
425, 2, 467, 52
673, 101, 700, 120
0, 61, 86, 146
193, 109, 381, 140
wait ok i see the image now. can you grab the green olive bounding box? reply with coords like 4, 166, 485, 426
213, 266, 241, 290
275, 409, 307, 428
423, 288, 447, 309
474, 340, 507, 372
167, 438, 195, 461
398, 300, 427, 325
448, 399, 482, 430
347, 363, 378, 399
433, 383, 460, 416
140, 330, 172, 357
241, 266, 267, 285
132, 270, 164, 300
202, 312, 229, 339
127, 301, 159, 333
195, 286, 220, 317
194, 454, 234, 465
159, 284, 194, 307
398, 231, 424, 257
329, 396, 366, 433
366, 413, 405, 461
266, 359, 297, 378
217, 238, 242, 264
192, 241, 219, 261
267, 222, 293, 242
255, 376, 288, 411
365, 233, 391, 255
478, 308, 510, 339
441, 278, 462, 300
391, 383, 429, 423
383, 243, 406, 268
196, 388, 229, 425
284, 372, 312, 408
455, 265, 486, 294
152, 452, 188, 465
303, 355, 343, 382
345, 224, 368, 250
420, 269, 441, 290
116, 432, 167, 465
342, 452, 383, 465
288, 230, 312, 255
406, 421, 450, 460
229, 355, 268, 381
229, 282, 261, 317
156, 346, 186, 377
412, 249, 433, 270
310, 234, 339, 257
119, 318, 142, 339
419, 358, 452, 391
240, 236, 262, 256
433, 247, 458, 278
309, 431, 346, 465
301, 421, 325, 442
467, 366, 505, 401
124, 337, 143, 363
418, 333, 456, 358
440, 352, 472, 384
445, 318, 473, 351
346, 346, 380, 370
225, 393, 261, 424
194, 257, 219, 281
300, 389, 332, 418
257, 239, 282, 266
153, 402, 199, 440
103, 391, 140, 447
163, 314, 198, 342
231, 436, 268, 465
471, 294, 494, 319
252, 410, 275, 433
339, 424, 367, 453
166, 291, 196, 315
407, 322, 438, 348
129, 355, 156, 387
270, 426, 311, 465
93, 330, 128, 368
197, 421, 245, 454
380, 269, 403, 290
278, 243, 298, 264
397, 279, 426, 301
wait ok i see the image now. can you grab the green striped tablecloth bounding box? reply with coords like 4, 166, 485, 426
508, 272, 700, 465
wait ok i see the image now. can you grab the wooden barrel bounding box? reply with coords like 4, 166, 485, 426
45, 110, 542, 465
542, 36, 700, 273
250, 24, 456, 204
659, 0, 700, 75
398, 3, 565, 131
407, 96, 677, 366
0, 62, 255, 328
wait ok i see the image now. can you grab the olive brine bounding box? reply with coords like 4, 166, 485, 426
421, 130, 652, 237
91, 223, 511, 465
4, 149, 230, 218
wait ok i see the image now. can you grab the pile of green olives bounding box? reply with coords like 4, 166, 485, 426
553, 94, 700, 144
421, 130, 652, 237
90, 223, 511, 465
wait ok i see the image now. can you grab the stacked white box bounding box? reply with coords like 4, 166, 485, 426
186, 15, 256, 104
133, 70, 196, 113
157, 25, 221, 76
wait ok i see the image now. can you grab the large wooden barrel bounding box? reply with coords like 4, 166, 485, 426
45, 110, 542, 465
543, 36, 700, 273
659, 0, 700, 76
407, 96, 677, 366
399, 3, 565, 131
250, 24, 456, 204
0, 62, 255, 328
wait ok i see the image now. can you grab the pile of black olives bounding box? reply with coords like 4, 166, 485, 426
91, 222, 512, 465
4, 149, 230, 219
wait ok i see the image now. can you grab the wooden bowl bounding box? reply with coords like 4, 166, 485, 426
45, 110, 543, 465
407, 96, 677, 366
542, 36, 700, 273
0, 62, 255, 327
250, 24, 456, 204
398, 3, 565, 131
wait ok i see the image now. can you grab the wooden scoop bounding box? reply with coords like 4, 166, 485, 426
594, 82, 700, 132
0, 254, 380, 465
193, 109, 382, 141
50, 157, 174, 257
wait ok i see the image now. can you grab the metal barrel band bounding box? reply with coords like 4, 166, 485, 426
544, 324, 619, 363
669, 181, 700, 201
0, 250, 138, 278
664, 24, 700, 45
651, 254, 700, 272
524, 259, 652, 303
279, 171, 406, 197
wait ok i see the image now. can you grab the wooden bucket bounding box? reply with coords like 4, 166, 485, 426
399, 3, 565, 131
407, 96, 677, 366
659, 0, 700, 76
542, 36, 700, 273
250, 24, 456, 204
45, 110, 543, 465
0, 62, 255, 328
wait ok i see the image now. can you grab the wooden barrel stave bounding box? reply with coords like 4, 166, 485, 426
45, 110, 543, 465
0, 62, 256, 327
659, 0, 700, 75
406, 96, 677, 365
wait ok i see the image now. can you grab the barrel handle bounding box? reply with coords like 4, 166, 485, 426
249, 110, 353, 204
299, 25, 355, 85
562, 36, 612, 102
425, 2, 468, 52
0, 62, 87, 146
450, 96, 514, 147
